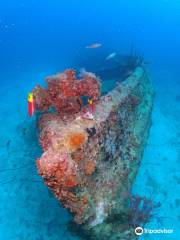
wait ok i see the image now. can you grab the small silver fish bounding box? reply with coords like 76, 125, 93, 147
86, 43, 102, 49
106, 52, 117, 60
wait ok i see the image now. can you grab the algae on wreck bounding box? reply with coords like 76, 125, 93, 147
33, 66, 154, 240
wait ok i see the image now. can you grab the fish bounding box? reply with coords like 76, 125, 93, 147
28, 92, 35, 117
86, 43, 102, 49
106, 52, 117, 60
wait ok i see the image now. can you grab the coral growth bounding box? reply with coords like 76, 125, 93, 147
128, 195, 161, 227
32, 69, 101, 115
36, 148, 82, 218
82, 195, 89, 205
85, 161, 96, 175
67, 132, 86, 152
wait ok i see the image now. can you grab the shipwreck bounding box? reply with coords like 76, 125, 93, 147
31, 56, 154, 240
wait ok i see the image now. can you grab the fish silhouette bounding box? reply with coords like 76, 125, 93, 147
106, 52, 117, 60
86, 43, 102, 49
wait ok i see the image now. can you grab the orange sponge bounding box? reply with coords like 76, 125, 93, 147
68, 132, 86, 151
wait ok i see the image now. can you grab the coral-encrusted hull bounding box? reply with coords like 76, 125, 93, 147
32, 69, 101, 115
35, 67, 154, 239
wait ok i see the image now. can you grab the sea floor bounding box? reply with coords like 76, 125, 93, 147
133, 66, 180, 240
0, 66, 179, 240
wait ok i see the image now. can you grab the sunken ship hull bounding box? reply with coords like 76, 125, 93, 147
33, 66, 154, 239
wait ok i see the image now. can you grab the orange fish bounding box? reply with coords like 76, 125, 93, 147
86, 43, 102, 49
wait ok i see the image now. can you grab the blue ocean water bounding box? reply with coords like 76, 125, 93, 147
0, 0, 179, 239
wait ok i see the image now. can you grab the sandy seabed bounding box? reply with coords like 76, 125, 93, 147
133, 66, 180, 240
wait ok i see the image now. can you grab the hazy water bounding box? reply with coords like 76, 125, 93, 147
0, 1, 179, 239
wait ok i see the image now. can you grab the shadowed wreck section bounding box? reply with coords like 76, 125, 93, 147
33, 66, 154, 240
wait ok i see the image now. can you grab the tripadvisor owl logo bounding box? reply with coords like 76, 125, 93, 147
135, 227, 144, 235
